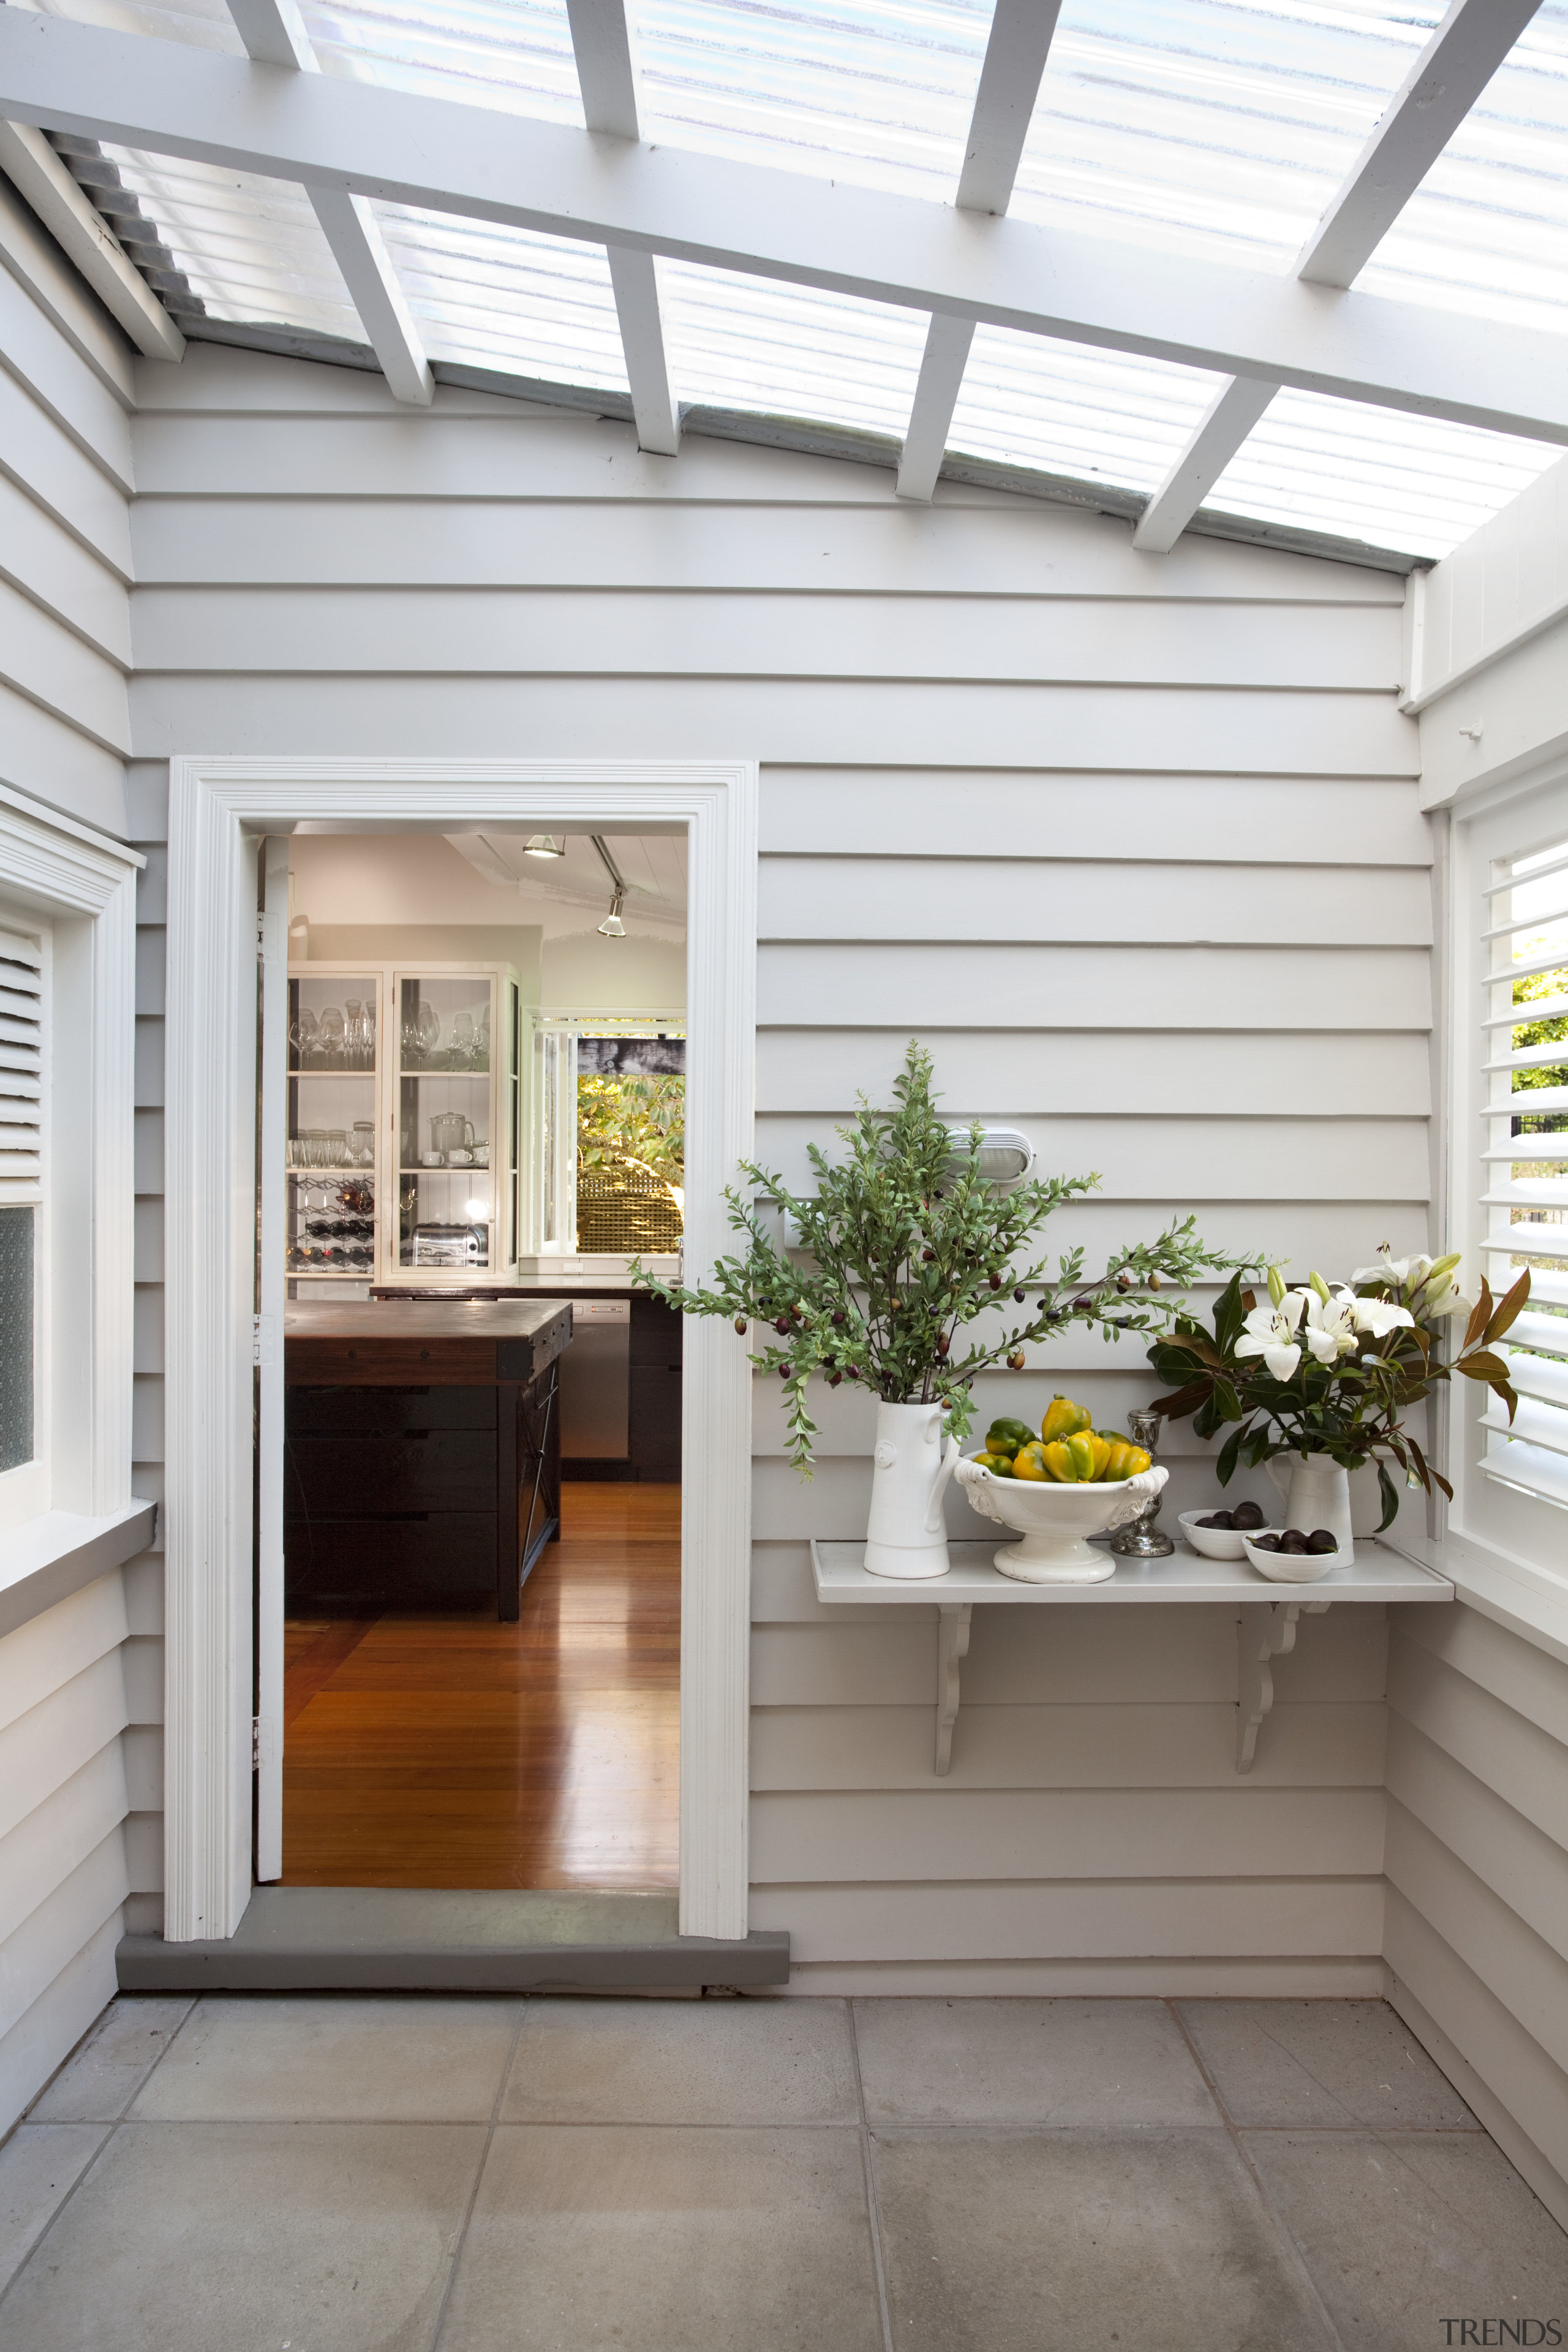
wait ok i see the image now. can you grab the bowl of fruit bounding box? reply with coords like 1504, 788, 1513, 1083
954, 1396, 1167, 1585
1242, 1526, 1344, 1583
1178, 1502, 1267, 1561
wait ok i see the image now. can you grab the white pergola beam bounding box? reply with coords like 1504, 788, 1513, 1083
1133, 0, 1544, 552
897, 0, 1063, 502
226, 0, 432, 405
955, 0, 1063, 215
2, 11, 1566, 448
0, 115, 183, 359
564, 0, 679, 455
1298, 0, 1544, 288
1131, 376, 1278, 553
897, 314, 974, 500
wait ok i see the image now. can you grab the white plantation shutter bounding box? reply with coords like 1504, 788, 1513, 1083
0, 925, 43, 1199
1478, 836, 1568, 1508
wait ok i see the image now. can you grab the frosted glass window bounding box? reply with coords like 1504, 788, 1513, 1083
0, 1208, 34, 1477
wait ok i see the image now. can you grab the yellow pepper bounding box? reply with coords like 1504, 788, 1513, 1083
1039, 1438, 1079, 1481
971, 1450, 1016, 1478
1101, 1441, 1152, 1482
1040, 1394, 1091, 1445
1066, 1430, 1110, 1482
1012, 1441, 1050, 1481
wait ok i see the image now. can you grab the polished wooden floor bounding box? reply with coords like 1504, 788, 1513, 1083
281, 1483, 680, 1889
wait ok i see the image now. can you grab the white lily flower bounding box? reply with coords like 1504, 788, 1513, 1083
1235, 1290, 1307, 1381
1351, 1248, 1431, 1290
1303, 1289, 1363, 1362
1343, 1287, 1414, 1340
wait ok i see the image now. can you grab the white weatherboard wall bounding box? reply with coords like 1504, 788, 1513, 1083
0, 179, 159, 2135
124, 341, 1431, 2006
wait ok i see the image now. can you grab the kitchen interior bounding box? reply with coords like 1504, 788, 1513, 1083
278, 825, 686, 1890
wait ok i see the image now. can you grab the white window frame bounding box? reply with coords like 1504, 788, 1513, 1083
164, 758, 757, 1947
1445, 757, 1568, 1599
0, 910, 50, 1531
0, 787, 140, 1557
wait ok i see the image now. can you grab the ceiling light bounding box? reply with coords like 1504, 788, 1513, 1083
598, 888, 627, 939
524, 834, 565, 858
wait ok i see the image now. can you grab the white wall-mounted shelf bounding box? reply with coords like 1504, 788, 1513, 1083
809, 1539, 1454, 1777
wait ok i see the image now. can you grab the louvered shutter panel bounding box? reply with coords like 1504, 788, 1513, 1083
0, 926, 42, 1199
1479, 839, 1568, 1507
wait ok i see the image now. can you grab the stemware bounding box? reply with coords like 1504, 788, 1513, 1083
453, 1011, 474, 1065
417, 1003, 441, 1058
289, 1008, 318, 1066
345, 1000, 365, 1068
318, 1007, 346, 1064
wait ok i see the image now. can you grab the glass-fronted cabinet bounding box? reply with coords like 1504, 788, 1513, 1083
392, 965, 520, 1284
286, 967, 381, 1284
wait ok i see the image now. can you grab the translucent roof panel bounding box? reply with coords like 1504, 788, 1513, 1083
660, 263, 927, 436
636, 0, 989, 198
949, 328, 1221, 495
1360, 6, 1568, 336
1207, 393, 1566, 560
93, 147, 358, 337
373, 208, 628, 387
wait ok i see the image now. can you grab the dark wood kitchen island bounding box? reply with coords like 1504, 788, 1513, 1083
284, 1297, 571, 1621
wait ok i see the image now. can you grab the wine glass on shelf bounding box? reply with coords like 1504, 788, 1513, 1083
289, 1008, 318, 1067
345, 1000, 364, 1068
418, 1003, 441, 1061
318, 1007, 346, 1065
453, 1011, 474, 1066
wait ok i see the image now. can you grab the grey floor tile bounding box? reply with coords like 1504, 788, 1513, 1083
437, 2124, 882, 2352
0, 2125, 109, 2294
501, 1994, 860, 2124
873, 2126, 1337, 2352
28, 1997, 194, 2123
1178, 1998, 1477, 2128
1249, 2128, 1568, 2350
854, 1997, 1221, 2127
0, 2122, 486, 2351
130, 1995, 521, 2121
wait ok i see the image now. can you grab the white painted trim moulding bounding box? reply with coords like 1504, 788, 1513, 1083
163, 757, 758, 1945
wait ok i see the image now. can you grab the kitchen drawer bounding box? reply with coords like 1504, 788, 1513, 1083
284, 1513, 497, 1608
286, 1428, 498, 1515
287, 1385, 497, 1434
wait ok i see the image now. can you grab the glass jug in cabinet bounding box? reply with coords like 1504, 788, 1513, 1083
429, 1112, 475, 1163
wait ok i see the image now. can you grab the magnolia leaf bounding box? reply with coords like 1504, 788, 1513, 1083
1216, 1424, 1245, 1486
1149, 1379, 1211, 1419
1375, 1459, 1401, 1532
1484, 1270, 1531, 1346
1461, 1279, 1494, 1355
1456, 1350, 1511, 1384
1497, 1379, 1520, 1426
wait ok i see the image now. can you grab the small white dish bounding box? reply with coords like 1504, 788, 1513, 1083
1242, 1528, 1343, 1584
1178, 1510, 1253, 1562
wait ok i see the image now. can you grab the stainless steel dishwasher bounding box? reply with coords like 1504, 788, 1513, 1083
559, 1295, 630, 1458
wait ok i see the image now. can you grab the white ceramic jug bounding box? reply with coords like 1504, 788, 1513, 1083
864, 1400, 960, 1580
1267, 1452, 1355, 1564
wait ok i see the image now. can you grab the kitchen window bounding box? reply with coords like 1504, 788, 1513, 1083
0, 918, 46, 1526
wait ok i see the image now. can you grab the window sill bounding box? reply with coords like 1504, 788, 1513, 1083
0, 1499, 158, 1639
1382, 1526, 1568, 1667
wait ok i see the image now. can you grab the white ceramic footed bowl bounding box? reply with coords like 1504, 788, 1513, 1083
1242, 1529, 1343, 1585
955, 1459, 1168, 1585
1178, 1509, 1253, 1561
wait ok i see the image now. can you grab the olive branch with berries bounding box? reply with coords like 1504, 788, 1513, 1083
631, 1042, 1248, 1473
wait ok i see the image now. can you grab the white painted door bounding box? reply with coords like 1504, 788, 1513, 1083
255, 837, 288, 1879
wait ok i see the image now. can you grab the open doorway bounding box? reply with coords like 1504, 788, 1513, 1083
271, 825, 686, 1891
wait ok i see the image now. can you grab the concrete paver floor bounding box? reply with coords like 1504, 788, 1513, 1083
2, 1992, 1566, 2349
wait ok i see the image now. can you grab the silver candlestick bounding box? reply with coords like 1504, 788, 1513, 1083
1109, 1409, 1174, 1557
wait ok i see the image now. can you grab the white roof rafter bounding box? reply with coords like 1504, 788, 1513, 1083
225, 0, 432, 404
896, 0, 1064, 503
1133, 0, 1545, 556
1, 8, 1566, 459
564, 0, 679, 458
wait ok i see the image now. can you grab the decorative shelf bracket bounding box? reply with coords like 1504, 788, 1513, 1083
1236, 1599, 1331, 1773
935, 1604, 972, 1776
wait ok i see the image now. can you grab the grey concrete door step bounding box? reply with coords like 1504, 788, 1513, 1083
117, 1888, 790, 1992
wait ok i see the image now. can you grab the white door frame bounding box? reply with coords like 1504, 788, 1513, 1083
164, 757, 758, 1944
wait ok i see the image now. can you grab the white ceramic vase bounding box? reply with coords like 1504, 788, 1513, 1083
1267, 1453, 1355, 1564
863, 1401, 961, 1580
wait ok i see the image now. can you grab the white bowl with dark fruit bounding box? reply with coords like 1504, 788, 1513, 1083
1178, 1501, 1268, 1561
1242, 1526, 1344, 1583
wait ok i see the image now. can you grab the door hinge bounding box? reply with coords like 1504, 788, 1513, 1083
254, 1313, 276, 1367
252, 1716, 276, 1771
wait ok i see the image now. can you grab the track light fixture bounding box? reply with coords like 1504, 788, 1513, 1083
598, 888, 627, 939
523, 834, 565, 858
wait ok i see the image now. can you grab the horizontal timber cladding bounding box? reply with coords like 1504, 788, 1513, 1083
1384, 1602, 1568, 2227
124, 341, 1426, 1994
0, 184, 141, 2136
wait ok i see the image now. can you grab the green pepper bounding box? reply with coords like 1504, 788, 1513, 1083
985, 1417, 1034, 1458
971, 1450, 1016, 1478
1040, 1395, 1091, 1444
